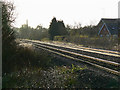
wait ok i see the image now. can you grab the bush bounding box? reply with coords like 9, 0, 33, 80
63, 35, 118, 50
2, 1, 17, 75
2, 65, 86, 88
54, 36, 65, 41
41, 38, 50, 41
3, 45, 52, 75
2, 65, 119, 88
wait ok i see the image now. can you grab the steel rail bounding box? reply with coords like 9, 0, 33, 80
20, 39, 120, 75
35, 43, 119, 67
33, 43, 120, 76
31, 40, 120, 58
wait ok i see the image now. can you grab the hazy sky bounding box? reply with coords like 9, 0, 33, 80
5, 0, 120, 28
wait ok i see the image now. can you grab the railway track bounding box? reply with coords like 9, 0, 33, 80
20, 39, 120, 76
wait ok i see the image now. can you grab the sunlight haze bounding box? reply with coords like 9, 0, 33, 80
4, 0, 120, 28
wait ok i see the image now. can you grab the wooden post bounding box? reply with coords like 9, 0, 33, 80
0, 1, 3, 89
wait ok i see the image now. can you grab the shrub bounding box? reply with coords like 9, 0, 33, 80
41, 38, 50, 41
54, 36, 65, 41
3, 45, 52, 75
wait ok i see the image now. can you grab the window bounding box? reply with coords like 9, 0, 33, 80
100, 35, 103, 37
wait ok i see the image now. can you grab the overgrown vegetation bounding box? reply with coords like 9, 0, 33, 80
14, 24, 49, 40
2, 1, 50, 75
3, 63, 119, 88
65, 35, 119, 50
49, 17, 68, 40
64, 25, 119, 50
2, 2, 17, 74
14, 18, 119, 51
2, 1, 119, 89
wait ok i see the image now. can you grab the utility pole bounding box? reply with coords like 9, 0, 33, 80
0, 1, 3, 89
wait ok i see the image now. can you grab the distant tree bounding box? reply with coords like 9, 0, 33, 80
36, 24, 42, 30
17, 23, 49, 40
57, 21, 68, 35
49, 17, 68, 40
49, 17, 58, 40
19, 24, 30, 39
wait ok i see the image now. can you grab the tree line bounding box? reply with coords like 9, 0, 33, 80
14, 24, 49, 40
14, 17, 99, 41
2, 1, 119, 75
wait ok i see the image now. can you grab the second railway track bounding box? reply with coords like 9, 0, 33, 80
20, 39, 120, 76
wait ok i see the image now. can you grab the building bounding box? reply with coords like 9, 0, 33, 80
97, 18, 120, 37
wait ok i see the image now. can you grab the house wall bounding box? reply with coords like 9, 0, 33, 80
99, 25, 109, 36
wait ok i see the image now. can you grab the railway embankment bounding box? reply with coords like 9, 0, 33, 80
3, 39, 119, 88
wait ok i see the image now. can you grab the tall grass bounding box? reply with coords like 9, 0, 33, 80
3, 44, 52, 75
2, 65, 119, 88
63, 36, 119, 50
2, 42, 119, 88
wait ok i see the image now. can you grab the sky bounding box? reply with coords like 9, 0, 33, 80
4, 0, 120, 28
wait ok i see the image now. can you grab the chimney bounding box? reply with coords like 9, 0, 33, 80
118, 1, 120, 18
